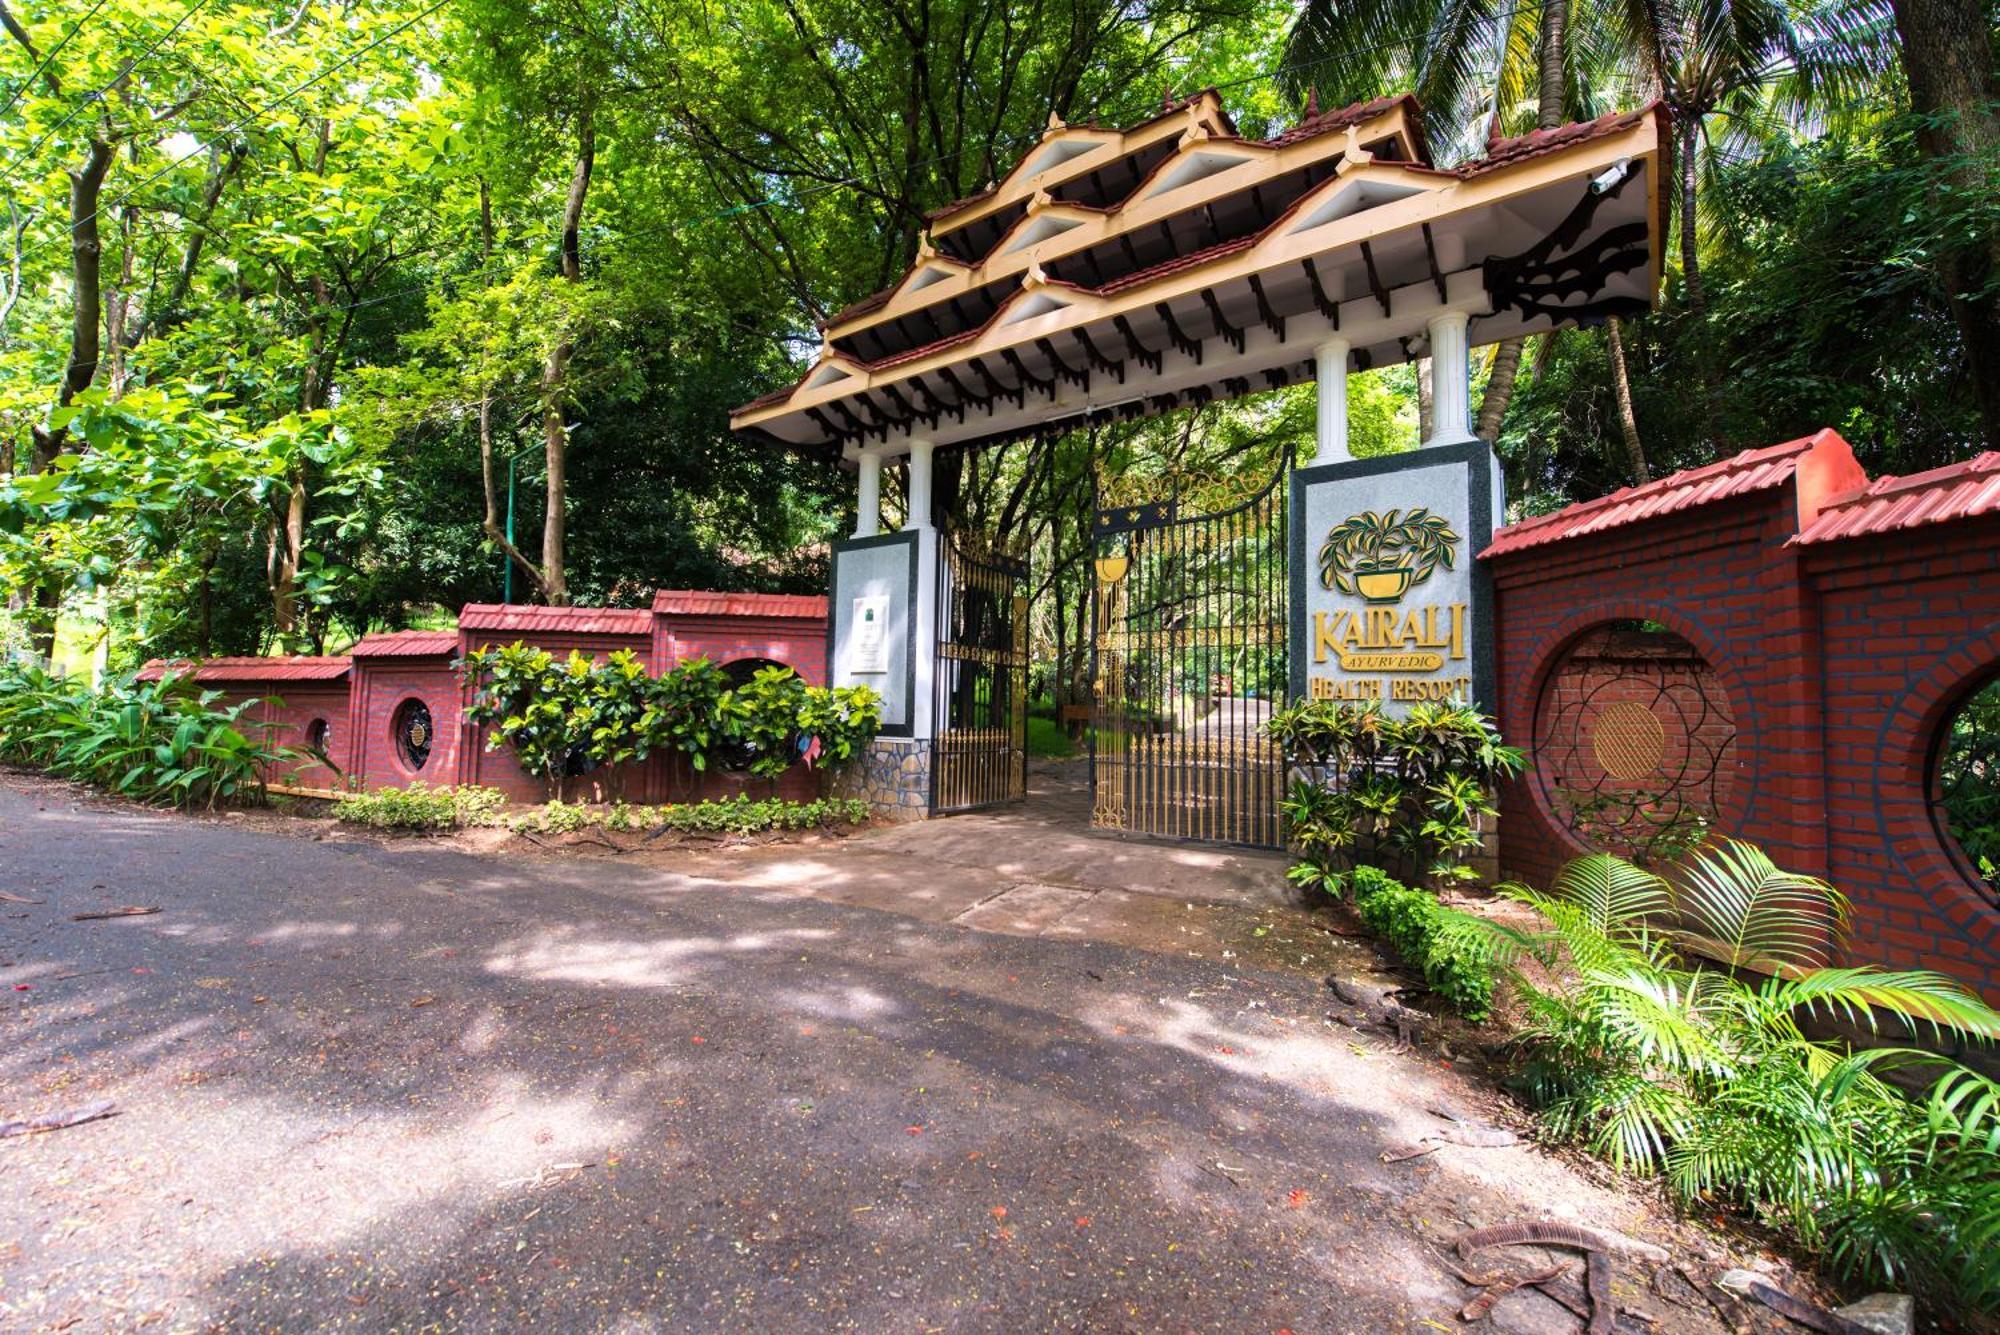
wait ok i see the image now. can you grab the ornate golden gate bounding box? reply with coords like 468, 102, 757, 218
930, 531, 1030, 813
1091, 467, 1288, 848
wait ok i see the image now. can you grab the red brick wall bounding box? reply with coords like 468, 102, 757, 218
349, 658, 463, 791
200, 683, 352, 789
455, 630, 653, 802
1488, 491, 2000, 1001
654, 614, 828, 685
1801, 519, 2000, 992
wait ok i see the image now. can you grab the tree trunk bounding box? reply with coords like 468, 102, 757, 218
1473, 0, 1571, 441
538, 104, 596, 608
478, 395, 549, 600
1889, 0, 2000, 448
1605, 316, 1649, 484
1677, 118, 1704, 320
23, 137, 117, 660
1475, 340, 1523, 442
1536, 0, 1569, 128
1417, 357, 1433, 443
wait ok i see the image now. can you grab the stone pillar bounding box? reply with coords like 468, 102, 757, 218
854, 448, 883, 538
1313, 337, 1352, 466
1425, 310, 1473, 447
905, 438, 934, 531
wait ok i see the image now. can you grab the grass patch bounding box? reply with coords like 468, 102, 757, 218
1025, 715, 1074, 758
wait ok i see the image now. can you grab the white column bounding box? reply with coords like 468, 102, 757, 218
853, 448, 883, 538
904, 438, 934, 531
1425, 310, 1473, 447
1312, 337, 1352, 466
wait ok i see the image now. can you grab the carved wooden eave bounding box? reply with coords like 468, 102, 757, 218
736, 100, 1668, 458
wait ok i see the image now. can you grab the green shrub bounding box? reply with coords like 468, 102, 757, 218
1348, 865, 1498, 1020
505, 794, 868, 835
1464, 840, 2000, 1314
0, 664, 286, 809
1269, 699, 1522, 891
333, 782, 505, 830
459, 647, 883, 797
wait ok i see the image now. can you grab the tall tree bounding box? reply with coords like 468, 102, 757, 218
1885, 0, 2000, 446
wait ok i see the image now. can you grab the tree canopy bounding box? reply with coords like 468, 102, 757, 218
0, 0, 1993, 669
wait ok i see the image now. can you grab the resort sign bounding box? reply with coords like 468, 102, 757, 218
1291, 444, 1497, 716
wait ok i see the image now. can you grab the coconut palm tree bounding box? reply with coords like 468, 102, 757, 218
1283, 0, 1892, 453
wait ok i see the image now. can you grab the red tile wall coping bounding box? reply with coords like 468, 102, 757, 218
1485, 429, 2000, 1002
136, 655, 351, 683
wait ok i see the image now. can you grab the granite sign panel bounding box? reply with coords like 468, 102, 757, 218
1289, 440, 1499, 715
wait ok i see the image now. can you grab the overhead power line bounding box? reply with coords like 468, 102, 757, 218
0, 0, 214, 185
0, 0, 117, 125
21, 0, 447, 262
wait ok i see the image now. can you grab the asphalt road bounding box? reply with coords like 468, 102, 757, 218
0, 778, 1719, 1333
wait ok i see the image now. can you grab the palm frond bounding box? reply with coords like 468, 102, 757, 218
1548, 851, 1673, 940
1671, 837, 1847, 969
1765, 968, 2000, 1043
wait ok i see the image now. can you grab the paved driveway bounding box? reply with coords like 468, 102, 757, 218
0, 777, 1732, 1333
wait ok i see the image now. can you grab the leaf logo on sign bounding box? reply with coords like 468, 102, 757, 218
1318, 508, 1460, 604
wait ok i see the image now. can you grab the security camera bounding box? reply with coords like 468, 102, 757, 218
1589, 159, 1632, 195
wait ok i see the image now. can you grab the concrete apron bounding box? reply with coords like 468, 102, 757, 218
670, 759, 1298, 944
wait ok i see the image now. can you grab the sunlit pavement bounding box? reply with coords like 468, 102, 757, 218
0, 775, 1725, 1333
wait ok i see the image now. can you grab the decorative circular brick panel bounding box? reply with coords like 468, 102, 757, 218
1590, 700, 1666, 779
1932, 671, 2000, 907
393, 698, 434, 772
1533, 622, 1738, 864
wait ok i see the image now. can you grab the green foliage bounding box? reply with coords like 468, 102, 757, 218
1935, 674, 2000, 893
640, 656, 729, 773
460, 644, 615, 799
1349, 865, 1499, 1020
716, 666, 812, 779
461, 648, 882, 796
1270, 699, 1524, 888
1025, 715, 1075, 759
0, 664, 284, 809
1466, 840, 2000, 1313
333, 782, 507, 830
509, 795, 869, 835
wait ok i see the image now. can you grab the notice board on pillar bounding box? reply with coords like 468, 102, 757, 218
1289, 440, 1499, 715
829, 531, 919, 736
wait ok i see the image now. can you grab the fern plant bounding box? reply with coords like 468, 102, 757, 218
1470, 841, 2000, 1314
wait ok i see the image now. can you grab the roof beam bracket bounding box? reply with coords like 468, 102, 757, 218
1246, 273, 1285, 341
1199, 289, 1246, 356
1154, 301, 1203, 364
1113, 315, 1164, 375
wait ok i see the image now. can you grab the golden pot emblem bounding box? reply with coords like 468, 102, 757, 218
1319, 508, 1460, 604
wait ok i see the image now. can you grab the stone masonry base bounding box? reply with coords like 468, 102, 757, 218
834, 738, 932, 821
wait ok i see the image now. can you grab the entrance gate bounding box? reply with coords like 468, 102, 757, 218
929, 531, 1030, 813
1091, 467, 1289, 848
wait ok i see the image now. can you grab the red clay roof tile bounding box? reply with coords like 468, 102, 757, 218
1791, 451, 2000, 545
652, 590, 828, 619
348, 630, 459, 658
1481, 428, 1859, 559
136, 655, 350, 683
458, 604, 653, 637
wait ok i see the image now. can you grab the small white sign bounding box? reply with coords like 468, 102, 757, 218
849, 594, 890, 673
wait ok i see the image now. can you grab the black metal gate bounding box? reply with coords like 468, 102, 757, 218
930, 530, 1029, 813
1090, 467, 1288, 848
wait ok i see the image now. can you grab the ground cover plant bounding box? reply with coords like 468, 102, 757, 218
1347, 865, 1498, 1019
332, 782, 866, 837
1269, 699, 1524, 891
1469, 840, 2000, 1315
0, 664, 285, 809
332, 782, 507, 830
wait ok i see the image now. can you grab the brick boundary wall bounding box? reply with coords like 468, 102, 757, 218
1483, 432, 2000, 1003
